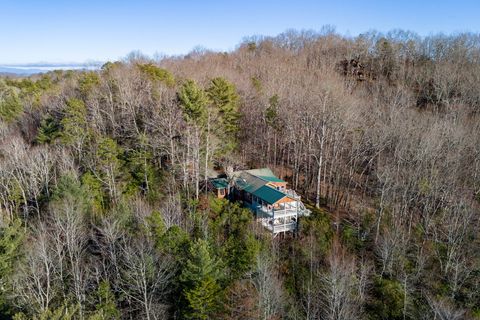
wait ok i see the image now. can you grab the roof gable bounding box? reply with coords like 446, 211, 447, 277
245, 168, 286, 183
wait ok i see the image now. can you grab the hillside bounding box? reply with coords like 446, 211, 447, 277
0, 30, 479, 319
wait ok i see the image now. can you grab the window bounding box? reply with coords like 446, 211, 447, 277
219, 189, 225, 196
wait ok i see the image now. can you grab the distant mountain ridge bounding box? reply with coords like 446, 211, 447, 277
0, 62, 102, 75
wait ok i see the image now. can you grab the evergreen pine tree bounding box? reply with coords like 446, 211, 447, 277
0, 219, 25, 316
207, 77, 240, 154
36, 115, 61, 144
178, 80, 209, 124
89, 281, 120, 320
180, 239, 224, 320
0, 80, 23, 122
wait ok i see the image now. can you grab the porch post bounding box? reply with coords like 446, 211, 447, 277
272, 205, 275, 234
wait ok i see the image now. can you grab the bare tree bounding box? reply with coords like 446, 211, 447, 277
118, 236, 175, 320
251, 251, 285, 320
13, 223, 60, 314
320, 240, 363, 320
426, 296, 466, 320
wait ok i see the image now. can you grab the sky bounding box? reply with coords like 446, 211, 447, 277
0, 0, 479, 64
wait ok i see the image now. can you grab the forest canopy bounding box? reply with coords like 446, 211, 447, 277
0, 29, 479, 319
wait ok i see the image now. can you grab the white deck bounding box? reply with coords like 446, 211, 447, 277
256, 206, 311, 218
257, 207, 299, 218
261, 220, 297, 233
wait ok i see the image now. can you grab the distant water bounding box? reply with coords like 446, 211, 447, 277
0, 64, 101, 75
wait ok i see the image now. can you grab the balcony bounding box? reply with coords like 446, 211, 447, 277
261, 220, 297, 234
256, 205, 310, 219
256, 206, 298, 218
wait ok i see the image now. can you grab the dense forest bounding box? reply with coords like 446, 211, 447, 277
0, 29, 479, 319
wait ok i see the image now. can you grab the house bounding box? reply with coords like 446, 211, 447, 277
210, 168, 310, 235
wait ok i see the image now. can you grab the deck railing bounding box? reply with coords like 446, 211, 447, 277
256, 206, 310, 218
256, 206, 298, 218
284, 189, 301, 199
261, 221, 297, 233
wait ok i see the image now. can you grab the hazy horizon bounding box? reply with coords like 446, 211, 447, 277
0, 62, 102, 75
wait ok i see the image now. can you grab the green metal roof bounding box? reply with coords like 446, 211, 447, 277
252, 185, 287, 204
211, 178, 228, 189
245, 168, 286, 183
256, 175, 285, 182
